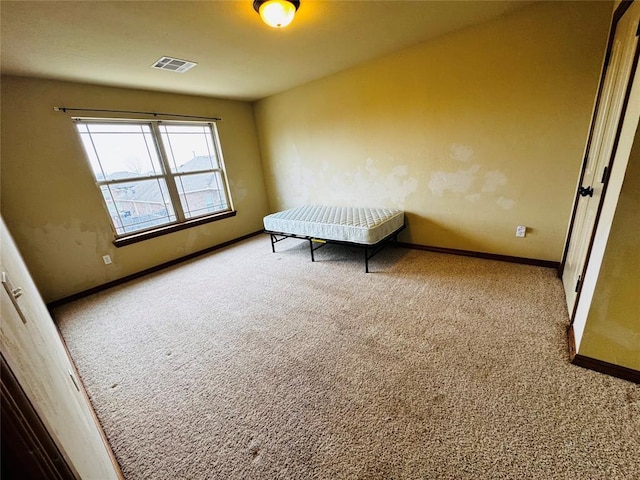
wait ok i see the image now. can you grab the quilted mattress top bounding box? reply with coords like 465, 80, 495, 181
263, 205, 404, 245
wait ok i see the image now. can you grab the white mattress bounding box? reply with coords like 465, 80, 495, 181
263, 205, 404, 245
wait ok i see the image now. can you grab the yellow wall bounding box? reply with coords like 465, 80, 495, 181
0, 76, 269, 302
255, 1, 611, 260
579, 124, 640, 370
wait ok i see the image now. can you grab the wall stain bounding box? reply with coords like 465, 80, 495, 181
283, 155, 417, 208
429, 144, 515, 210
429, 164, 481, 196
496, 196, 516, 210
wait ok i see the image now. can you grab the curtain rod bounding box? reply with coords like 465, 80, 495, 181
53, 106, 221, 122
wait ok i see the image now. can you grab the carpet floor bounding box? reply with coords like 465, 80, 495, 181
53, 236, 640, 479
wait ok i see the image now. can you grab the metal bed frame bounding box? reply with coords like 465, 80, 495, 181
265, 224, 406, 273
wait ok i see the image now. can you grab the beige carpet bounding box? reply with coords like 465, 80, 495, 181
53, 236, 640, 479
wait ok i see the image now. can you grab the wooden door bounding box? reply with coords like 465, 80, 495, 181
0, 217, 122, 479
562, 1, 640, 316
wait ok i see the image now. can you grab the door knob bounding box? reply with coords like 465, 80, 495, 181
578, 186, 594, 197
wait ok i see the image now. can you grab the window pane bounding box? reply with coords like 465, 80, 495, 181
174, 172, 229, 219
78, 134, 104, 180
159, 124, 219, 172
76, 123, 162, 180
87, 123, 152, 134
100, 179, 176, 235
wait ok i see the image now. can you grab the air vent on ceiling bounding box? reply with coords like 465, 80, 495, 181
151, 56, 197, 73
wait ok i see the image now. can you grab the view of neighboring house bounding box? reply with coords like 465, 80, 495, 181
102, 155, 229, 234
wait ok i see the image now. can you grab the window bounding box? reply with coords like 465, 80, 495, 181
75, 120, 234, 245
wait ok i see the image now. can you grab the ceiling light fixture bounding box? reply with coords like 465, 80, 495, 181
253, 0, 300, 28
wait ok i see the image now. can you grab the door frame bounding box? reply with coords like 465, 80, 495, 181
560, 0, 640, 324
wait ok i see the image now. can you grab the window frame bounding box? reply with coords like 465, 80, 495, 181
74, 118, 235, 246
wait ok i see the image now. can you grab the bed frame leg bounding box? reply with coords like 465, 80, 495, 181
309, 238, 315, 262
364, 247, 369, 273
270, 234, 276, 253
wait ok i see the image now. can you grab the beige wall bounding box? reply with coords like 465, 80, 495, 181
255, 1, 611, 261
579, 123, 640, 371
0, 76, 269, 302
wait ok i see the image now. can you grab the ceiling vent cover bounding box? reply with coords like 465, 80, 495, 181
151, 56, 197, 73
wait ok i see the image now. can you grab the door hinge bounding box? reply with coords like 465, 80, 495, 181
601, 165, 609, 183
575, 275, 582, 293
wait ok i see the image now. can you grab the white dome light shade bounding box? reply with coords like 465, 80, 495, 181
254, 0, 300, 28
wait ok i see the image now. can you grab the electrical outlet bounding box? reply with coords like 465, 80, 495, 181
102, 255, 112, 265
515, 225, 527, 238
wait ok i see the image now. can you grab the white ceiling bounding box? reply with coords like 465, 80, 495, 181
1, 0, 533, 102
